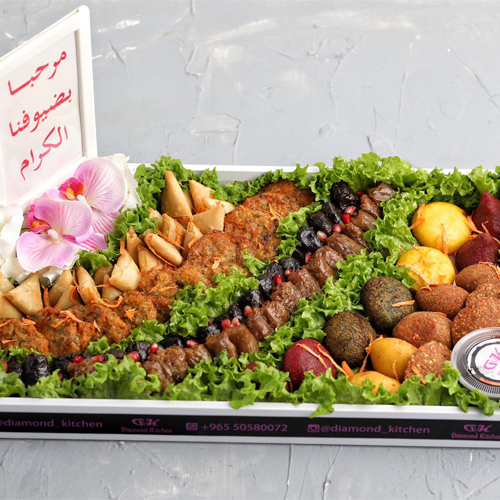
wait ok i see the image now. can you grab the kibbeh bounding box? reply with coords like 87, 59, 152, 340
393, 311, 452, 349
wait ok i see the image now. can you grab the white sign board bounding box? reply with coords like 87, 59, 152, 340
0, 6, 97, 209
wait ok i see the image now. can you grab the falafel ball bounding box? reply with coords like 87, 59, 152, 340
451, 298, 500, 345
415, 284, 468, 319
360, 277, 416, 334
393, 311, 452, 349
455, 263, 500, 293
404, 341, 451, 381
324, 312, 376, 367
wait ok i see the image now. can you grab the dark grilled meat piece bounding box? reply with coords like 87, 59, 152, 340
360, 194, 381, 219
114, 292, 159, 331
245, 307, 273, 341
307, 211, 334, 236
331, 182, 360, 210
67, 357, 100, 378
30, 308, 97, 357
306, 255, 337, 288
226, 325, 260, 354
0, 319, 49, 354
368, 183, 395, 205
342, 222, 369, 249
69, 304, 130, 345
313, 247, 342, 271
143, 346, 188, 391
287, 269, 321, 299
205, 332, 238, 358
184, 344, 213, 368
350, 210, 377, 232
270, 282, 303, 314
327, 233, 364, 258
322, 203, 342, 225
262, 301, 290, 329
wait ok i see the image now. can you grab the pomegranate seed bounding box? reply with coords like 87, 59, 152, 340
273, 275, 283, 286
333, 224, 342, 233
231, 317, 240, 327
244, 305, 253, 317
58, 373, 64, 381
73, 355, 83, 364
148, 343, 159, 355
186, 339, 199, 348
317, 231, 327, 243
344, 205, 356, 215
284, 269, 292, 277
341, 213, 351, 224
305, 252, 312, 263
221, 318, 231, 329
357, 191, 364, 196
92, 355, 105, 363
0, 361, 7, 372
127, 351, 140, 362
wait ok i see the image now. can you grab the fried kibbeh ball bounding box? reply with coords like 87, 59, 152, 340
393, 311, 452, 349
415, 284, 468, 319
360, 277, 416, 334
455, 263, 500, 293
451, 298, 500, 345
324, 312, 376, 367
404, 341, 451, 381
466, 282, 500, 308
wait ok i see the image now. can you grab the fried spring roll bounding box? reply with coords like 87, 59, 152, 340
109, 244, 141, 291
76, 267, 100, 304
161, 171, 193, 218
144, 233, 183, 267
48, 269, 73, 306
192, 205, 225, 234
5, 273, 43, 316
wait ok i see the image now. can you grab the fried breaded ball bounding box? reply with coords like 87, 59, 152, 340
0, 318, 49, 354
404, 341, 451, 381
393, 312, 452, 349
466, 282, 500, 308
30, 307, 98, 357
455, 263, 500, 293
415, 284, 468, 319
451, 298, 500, 345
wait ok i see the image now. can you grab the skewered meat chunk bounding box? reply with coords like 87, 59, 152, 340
114, 292, 159, 331
0, 319, 49, 354
30, 307, 98, 357
262, 301, 290, 329
306, 255, 337, 288
245, 307, 273, 341
287, 269, 321, 298
368, 183, 395, 205
205, 332, 239, 358
184, 344, 213, 368
67, 358, 98, 378
360, 194, 381, 219
270, 282, 303, 314
342, 223, 369, 249
69, 304, 130, 344
313, 246, 342, 271
143, 346, 188, 391
327, 233, 364, 258
226, 324, 260, 354
350, 210, 377, 232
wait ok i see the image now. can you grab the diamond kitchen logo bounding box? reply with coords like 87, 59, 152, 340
464, 424, 492, 433
131, 418, 160, 427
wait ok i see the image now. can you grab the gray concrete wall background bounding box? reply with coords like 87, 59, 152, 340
1, 1, 500, 498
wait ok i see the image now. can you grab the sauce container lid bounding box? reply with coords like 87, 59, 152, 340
451, 327, 500, 399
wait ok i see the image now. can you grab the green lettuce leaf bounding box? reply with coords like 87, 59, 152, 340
0, 371, 26, 397
242, 251, 269, 276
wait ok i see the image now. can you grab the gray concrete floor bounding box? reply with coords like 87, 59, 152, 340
2, 1, 500, 498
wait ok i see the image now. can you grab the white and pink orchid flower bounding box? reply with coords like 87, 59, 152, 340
17, 198, 107, 273
58, 158, 128, 235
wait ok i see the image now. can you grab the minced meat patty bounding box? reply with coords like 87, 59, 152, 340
259, 179, 315, 208
186, 231, 250, 268
224, 207, 281, 261
69, 303, 130, 344
174, 263, 214, 288
243, 192, 301, 218
138, 267, 178, 299
30, 307, 98, 357
114, 292, 159, 330
0, 319, 49, 354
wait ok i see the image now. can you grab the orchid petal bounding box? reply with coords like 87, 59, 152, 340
74, 158, 127, 213
65, 233, 107, 251
91, 209, 119, 236
16, 232, 77, 273
32, 198, 92, 238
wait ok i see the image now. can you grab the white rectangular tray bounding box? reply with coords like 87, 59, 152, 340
2, 163, 495, 447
